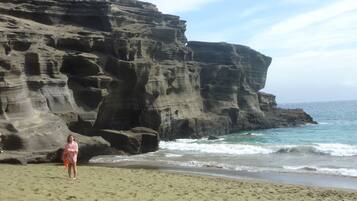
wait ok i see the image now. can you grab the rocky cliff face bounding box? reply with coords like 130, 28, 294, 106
188, 42, 315, 132
0, 0, 315, 161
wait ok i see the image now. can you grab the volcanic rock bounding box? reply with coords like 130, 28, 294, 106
0, 0, 315, 163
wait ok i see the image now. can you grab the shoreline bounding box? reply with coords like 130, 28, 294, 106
88, 162, 357, 191
1, 164, 357, 201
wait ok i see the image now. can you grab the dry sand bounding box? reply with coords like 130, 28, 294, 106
0, 164, 356, 201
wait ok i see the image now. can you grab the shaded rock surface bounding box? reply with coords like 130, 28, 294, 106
99, 127, 159, 154
0, 134, 116, 164
0, 0, 315, 163
188, 42, 316, 132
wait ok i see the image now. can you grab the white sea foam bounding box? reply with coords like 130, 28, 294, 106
167, 160, 228, 168
89, 156, 137, 163
313, 143, 357, 157
251, 133, 264, 136
161, 141, 357, 157
272, 143, 357, 157
175, 139, 200, 143
160, 141, 273, 155
283, 166, 357, 177
203, 137, 225, 141
165, 153, 183, 158
240, 133, 264, 137
166, 160, 261, 172
89, 157, 103, 163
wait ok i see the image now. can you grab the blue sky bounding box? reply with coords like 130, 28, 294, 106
145, 0, 357, 103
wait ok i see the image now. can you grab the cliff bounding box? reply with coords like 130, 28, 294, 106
189, 42, 314, 132
0, 0, 315, 163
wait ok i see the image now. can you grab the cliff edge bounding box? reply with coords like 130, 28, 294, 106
0, 0, 315, 163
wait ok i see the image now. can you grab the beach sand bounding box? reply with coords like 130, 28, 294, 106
0, 164, 356, 201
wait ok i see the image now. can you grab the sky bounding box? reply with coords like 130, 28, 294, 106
145, 0, 357, 103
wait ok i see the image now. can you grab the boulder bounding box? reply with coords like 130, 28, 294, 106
59, 134, 116, 163
98, 127, 159, 154
0, 153, 28, 165
0, 135, 113, 165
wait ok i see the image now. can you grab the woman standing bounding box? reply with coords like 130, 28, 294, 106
63, 134, 79, 179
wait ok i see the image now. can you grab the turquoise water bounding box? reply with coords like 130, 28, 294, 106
92, 100, 357, 178
227, 100, 357, 146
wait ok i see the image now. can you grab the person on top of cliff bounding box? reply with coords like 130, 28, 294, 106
62, 134, 79, 179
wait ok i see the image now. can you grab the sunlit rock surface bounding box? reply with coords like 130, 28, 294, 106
0, 0, 315, 163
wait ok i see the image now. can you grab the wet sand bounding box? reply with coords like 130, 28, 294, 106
0, 164, 356, 201
91, 162, 357, 191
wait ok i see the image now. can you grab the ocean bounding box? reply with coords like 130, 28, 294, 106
91, 100, 357, 187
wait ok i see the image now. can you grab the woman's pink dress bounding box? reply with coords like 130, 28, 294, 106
64, 141, 78, 164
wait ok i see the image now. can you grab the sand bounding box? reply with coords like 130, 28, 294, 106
0, 164, 356, 201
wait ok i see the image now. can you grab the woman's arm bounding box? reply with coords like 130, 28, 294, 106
67, 143, 78, 153
74, 142, 79, 153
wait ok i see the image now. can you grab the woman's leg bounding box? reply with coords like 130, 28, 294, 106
73, 163, 77, 179
68, 164, 72, 178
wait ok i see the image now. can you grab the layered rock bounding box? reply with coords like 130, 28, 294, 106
188, 42, 315, 132
0, 0, 315, 162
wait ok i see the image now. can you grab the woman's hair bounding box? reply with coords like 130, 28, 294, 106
67, 134, 75, 143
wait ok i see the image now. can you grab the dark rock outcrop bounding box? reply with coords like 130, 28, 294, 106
0, 0, 315, 163
0, 134, 115, 164
99, 127, 159, 154
188, 42, 316, 132
208, 136, 219, 140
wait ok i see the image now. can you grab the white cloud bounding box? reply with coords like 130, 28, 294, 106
249, 0, 357, 52
240, 5, 269, 18
187, 17, 272, 43
248, 0, 357, 102
143, 0, 221, 14
280, 0, 322, 4
264, 48, 357, 102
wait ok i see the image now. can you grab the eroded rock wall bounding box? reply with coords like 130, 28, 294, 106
188, 41, 315, 131
0, 0, 207, 151
0, 0, 315, 156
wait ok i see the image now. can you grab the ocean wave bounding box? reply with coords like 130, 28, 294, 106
90, 156, 137, 163
167, 160, 357, 177
165, 153, 183, 158
313, 143, 357, 157
275, 145, 329, 156
175, 139, 201, 143
167, 160, 228, 169
166, 160, 261, 172
160, 141, 273, 155
283, 166, 357, 177
161, 141, 357, 157
270, 144, 357, 157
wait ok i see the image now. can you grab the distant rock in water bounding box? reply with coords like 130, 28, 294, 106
0, 0, 315, 163
208, 136, 219, 140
